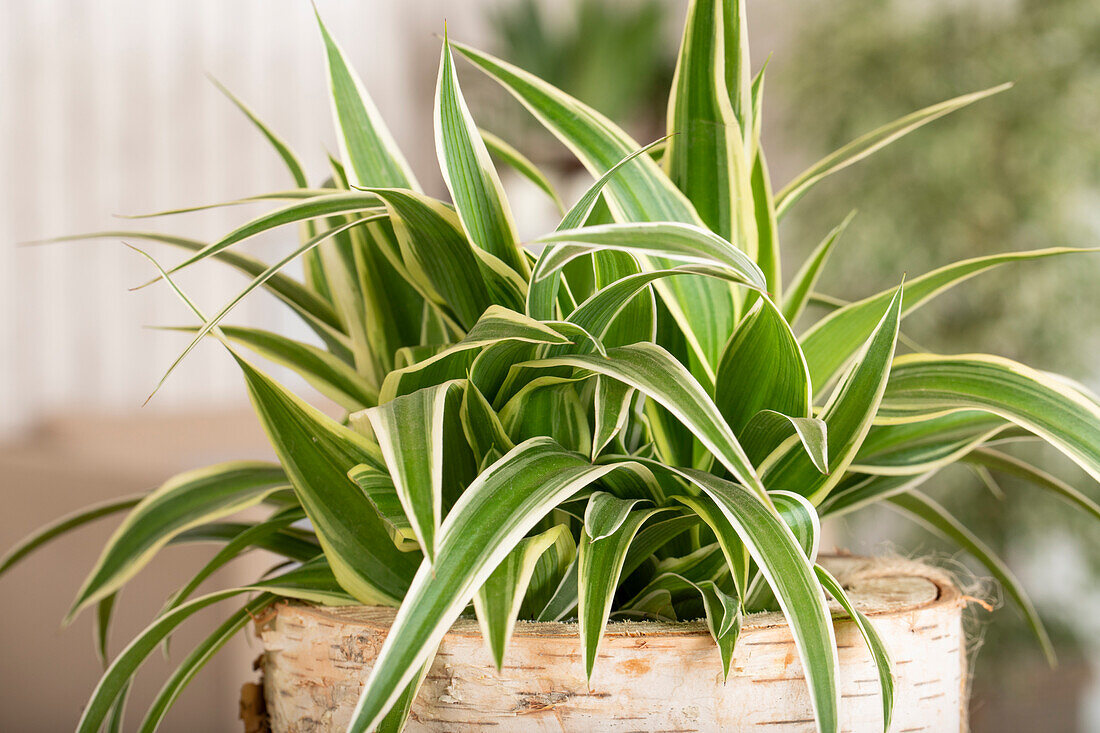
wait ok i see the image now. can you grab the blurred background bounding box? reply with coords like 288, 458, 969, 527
1, 0, 1097, 730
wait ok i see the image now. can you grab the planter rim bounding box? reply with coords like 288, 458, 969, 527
255, 553, 962, 640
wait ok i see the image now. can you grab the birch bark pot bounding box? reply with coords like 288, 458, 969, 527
253, 556, 968, 732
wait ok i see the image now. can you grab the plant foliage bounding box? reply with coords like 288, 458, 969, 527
7, 3, 1100, 731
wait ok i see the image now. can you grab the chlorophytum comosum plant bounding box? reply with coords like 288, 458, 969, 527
6, 2, 1100, 732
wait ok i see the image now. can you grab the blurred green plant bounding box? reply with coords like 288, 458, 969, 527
781, 0, 1100, 675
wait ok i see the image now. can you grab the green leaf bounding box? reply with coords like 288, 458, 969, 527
666, 0, 754, 250
801, 248, 1099, 394
161, 323, 376, 411
159, 192, 384, 278
879, 353, 1100, 483
695, 578, 742, 679
889, 490, 1055, 665
672, 492, 749, 598
751, 148, 781, 299
452, 40, 742, 385
479, 127, 564, 212
346, 439, 637, 731
660, 465, 839, 733
815, 565, 895, 733
716, 298, 811, 436
0, 494, 142, 578
964, 448, 1100, 522
526, 137, 670, 321
763, 286, 903, 504
592, 376, 635, 459
316, 9, 419, 190
522, 342, 768, 499
379, 305, 568, 402
436, 35, 527, 275
208, 75, 309, 188
460, 380, 515, 463
347, 462, 418, 552
30, 231, 345, 346
740, 410, 829, 473
782, 211, 855, 325
66, 463, 288, 621
366, 381, 466, 562
77, 560, 352, 733
852, 412, 1013, 475
578, 507, 669, 679
473, 524, 573, 669
366, 188, 493, 330
584, 492, 650, 542
535, 222, 765, 291
775, 83, 1012, 218
236, 357, 421, 605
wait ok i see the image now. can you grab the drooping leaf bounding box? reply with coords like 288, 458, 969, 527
763, 286, 903, 504
578, 507, 669, 679
0, 494, 142, 578
801, 247, 1098, 392
66, 463, 288, 621
366, 381, 467, 561
236, 357, 421, 605
815, 565, 895, 733
879, 353, 1100, 484
345, 440, 641, 731
473, 524, 573, 669
889, 490, 1054, 664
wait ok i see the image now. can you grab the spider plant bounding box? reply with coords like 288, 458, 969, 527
6, 2, 1100, 732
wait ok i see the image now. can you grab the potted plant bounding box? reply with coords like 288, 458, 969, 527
5, 1, 1100, 731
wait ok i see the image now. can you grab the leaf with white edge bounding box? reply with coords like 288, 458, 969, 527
366, 381, 466, 562
474, 524, 572, 669
775, 83, 1011, 218
348, 463, 419, 552
889, 491, 1055, 664
346, 439, 641, 731
801, 247, 1099, 393
593, 376, 635, 459
782, 212, 855, 325
658, 465, 839, 733
740, 410, 828, 473
535, 222, 765, 291
161, 323, 377, 411
66, 463, 288, 622
521, 342, 768, 500
815, 565, 895, 733
716, 298, 812, 437
584, 492, 651, 542
525, 137, 670, 322
671, 492, 749, 598
365, 188, 492, 330
878, 353, 1100, 484
696, 578, 742, 679
964, 448, 1100, 522
852, 412, 1015, 476
380, 305, 568, 402
316, 9, 419, 190
158, 192, 385, 278
77, 560, 353, 733
236, 357, 421, 605
0, 494, 143, 578
763, 286, 903, 504
579, 507, 670, 679
666, 0, 754, 250
436, 35, 527, 275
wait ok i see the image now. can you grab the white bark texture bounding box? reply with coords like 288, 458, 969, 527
256, 555, 968, 732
